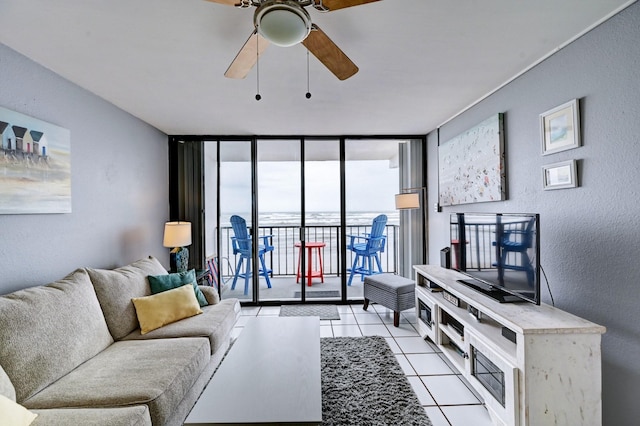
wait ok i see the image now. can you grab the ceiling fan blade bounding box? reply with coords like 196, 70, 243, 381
224, 30, 270, 79
302, 24, 358, 80
313, 0, 381, 12
203, 0, 241, 6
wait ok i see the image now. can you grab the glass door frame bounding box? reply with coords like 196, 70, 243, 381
255, 137, 311, 303
173, 134, 427, 306
254, 137, 341, 304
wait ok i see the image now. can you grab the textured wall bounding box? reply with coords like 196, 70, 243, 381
0, 44, 169, 294
427, 3, 640, 424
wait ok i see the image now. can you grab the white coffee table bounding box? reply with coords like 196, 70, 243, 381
184, 316, 322, 425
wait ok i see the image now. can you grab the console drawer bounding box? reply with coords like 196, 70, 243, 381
467, 331, 519, 426
415, 290, 438, 343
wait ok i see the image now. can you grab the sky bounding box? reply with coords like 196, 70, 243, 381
219, 159, 399, 213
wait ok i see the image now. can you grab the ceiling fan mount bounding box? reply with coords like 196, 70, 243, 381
235, 0, 329, 12
204, 0, 381, 80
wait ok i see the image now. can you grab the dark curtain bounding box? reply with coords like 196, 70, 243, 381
168, 138, 205, 270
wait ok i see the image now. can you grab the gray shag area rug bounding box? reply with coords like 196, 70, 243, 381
279, 304, 340, 320
321, 336, 432, 426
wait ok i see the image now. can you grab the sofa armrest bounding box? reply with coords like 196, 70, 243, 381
0, 364, 16, 401
198, 286, 220, 305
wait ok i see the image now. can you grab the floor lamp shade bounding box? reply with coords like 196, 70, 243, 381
395, 192, 420, 210
163, 222, 192, 272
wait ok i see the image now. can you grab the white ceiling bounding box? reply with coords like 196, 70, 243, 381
0, 0, 633, 136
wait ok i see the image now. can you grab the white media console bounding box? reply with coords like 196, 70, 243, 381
414, 265, 605, 426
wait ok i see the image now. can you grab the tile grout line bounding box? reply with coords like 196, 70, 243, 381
243, 304, 492, 426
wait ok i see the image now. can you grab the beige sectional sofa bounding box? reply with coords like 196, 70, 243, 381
0, 256, 241, 426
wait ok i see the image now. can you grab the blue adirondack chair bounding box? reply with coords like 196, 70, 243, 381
347, 214, 388, 286
493, 216, 536, 286
230, 215, 274, 295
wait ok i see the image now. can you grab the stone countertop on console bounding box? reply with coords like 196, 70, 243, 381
414, 264, 606, 336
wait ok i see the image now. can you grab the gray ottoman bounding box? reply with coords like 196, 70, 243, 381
363, 273, 415, 327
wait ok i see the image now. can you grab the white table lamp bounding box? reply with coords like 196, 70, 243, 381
163, 221, 192, 272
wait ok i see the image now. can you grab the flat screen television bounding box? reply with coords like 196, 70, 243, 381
450, 213, 540, 305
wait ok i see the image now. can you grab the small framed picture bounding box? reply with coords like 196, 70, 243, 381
540, 99, 580, 155
542, 160, 578, 190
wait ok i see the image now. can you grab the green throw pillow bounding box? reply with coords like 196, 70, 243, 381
148, 270, 208, 307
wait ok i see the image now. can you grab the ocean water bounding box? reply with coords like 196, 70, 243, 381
223, 211, 399, 227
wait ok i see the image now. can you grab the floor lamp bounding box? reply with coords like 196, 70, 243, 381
395, 187, 427, 264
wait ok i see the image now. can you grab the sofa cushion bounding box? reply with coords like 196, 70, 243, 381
132, 284, 203, 334
0, 394, 38, 425
122, 298, 240, 354
87, 256, 167, 340
0, 269, 114, 402
199, 285, 220, 305
148, 269, 208, 307
31, 406, 152, 426
23, 338, 210, 426
0, 364, 16, 401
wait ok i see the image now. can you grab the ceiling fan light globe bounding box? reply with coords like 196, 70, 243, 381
255, 3, 311, 47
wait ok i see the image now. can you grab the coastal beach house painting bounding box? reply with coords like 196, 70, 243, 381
438, 113, 506, 206
0, 106, 71, 214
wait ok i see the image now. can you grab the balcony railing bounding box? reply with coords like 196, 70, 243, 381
216, 224, 399, 279
450, 221, 532, 270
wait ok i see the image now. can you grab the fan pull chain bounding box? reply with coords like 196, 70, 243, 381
305, 49, 312, 99
255, 31, 261, 101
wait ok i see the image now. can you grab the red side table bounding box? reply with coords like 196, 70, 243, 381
450, 239, 468, 270
295, 242, 326, 286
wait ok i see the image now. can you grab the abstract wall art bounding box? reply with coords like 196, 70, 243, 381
438, 113, 506, 206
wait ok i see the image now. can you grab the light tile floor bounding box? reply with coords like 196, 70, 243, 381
237, 303, 494, 426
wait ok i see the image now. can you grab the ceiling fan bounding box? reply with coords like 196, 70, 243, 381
205, 0, 381, 81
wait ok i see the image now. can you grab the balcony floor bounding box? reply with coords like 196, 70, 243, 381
220, 275, 366, 302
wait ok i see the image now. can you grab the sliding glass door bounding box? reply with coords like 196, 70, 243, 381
303, 139, 341, 302
344, 139, 401, 300
197, 136, 422, 304
254, 139, 342, 303
256, 139, 302, 302
218, 140, 254, 301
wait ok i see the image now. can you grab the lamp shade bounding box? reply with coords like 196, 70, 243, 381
395, 192, 420, 210
163, 222, 192, 248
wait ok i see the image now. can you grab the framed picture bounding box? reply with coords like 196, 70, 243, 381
438, 113, 506, 206
0, 106, 71, 214
542, 160, 577, 190
540, 99, 580, 155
